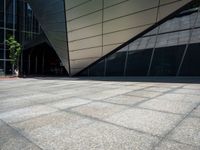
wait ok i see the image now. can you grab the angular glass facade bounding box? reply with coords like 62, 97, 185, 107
79, 2, 200, 76
0, 0, 40, 75
27, 0, 192, 76
0, 0, 199, 77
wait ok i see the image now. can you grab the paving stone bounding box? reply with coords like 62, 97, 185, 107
105, 95, 147, 106
139, 98, 197, 114
168, 117, 200, 147
71, 102, 128, 119
0, 120, 40, 150
15, 119, 159, 150
0, 105, 58, 123
173, 88, 200, 95
183, 84, 200, 90
12, 112, 93, 135
156, 93, 200, 104
155, 83, 184, 88
105, 108, 182, 136
82, 89, 133, 100
47, 98, 91, 110
154, 140, 199, 150
145, 87, 172, 92
190, 105, 200, 118
1, 77, 200, 150
0, 136, 41, 150
0, 93, 60, 113
126, 90, 162, 98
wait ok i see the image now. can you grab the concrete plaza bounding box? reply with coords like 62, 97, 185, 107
0, 77, 200, 150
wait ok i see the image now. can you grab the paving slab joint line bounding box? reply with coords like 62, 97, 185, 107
82, 85, 156, 102
9, 110, 61, 125
121, 85, 185, 108
0, 119, 43, 150
49, 85, 185, 118
135, 106, 185, 116
63, 109, 161, 138
164, 136, 200, 149
151, 102, 200, 150
60, 100, 94, 111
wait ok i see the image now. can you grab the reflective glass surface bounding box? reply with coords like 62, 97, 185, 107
180, 43, 200, 76
126, 49, 152, 76
150, 45, 185, 76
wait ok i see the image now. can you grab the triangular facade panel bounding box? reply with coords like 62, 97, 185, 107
65, 0, 192, 75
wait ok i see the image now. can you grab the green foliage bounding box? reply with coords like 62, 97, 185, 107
6, 36, 22, 68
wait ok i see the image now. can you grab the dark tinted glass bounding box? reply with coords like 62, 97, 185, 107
0, 0, 3, 12
126, 49, 152, 76
89, 59, 105, 76
6, 49, 10, 59
180, 43, 200, 76
0, 29, 4, 43
6, 30, 13, 39
0, 12, 3, 27
0, 60, 3, 70
6, 61, 12, 74
79, 69, 88, 76
0, 50, 3, 59
106, 51, 126, 76
150, 45, 185, 76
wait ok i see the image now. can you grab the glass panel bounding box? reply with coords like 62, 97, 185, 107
0, 50, 3, 59
126, 49, 152, 76
89, 59, 105, 76
6, 49, 10, 59
0, 29, 4, 43
150, 45, 185, 76
0, 0, 4, 12
0, 60, 3, 68
6, 60, 12, 74
180, 43, 200, 76
0, 12, 3, 27
6, 30, 13, 39
106, 50, 126, 76
6, 13, 13, 28
0, 60, 4, 75
79, 69, 88, 76
6, 0, 14, 29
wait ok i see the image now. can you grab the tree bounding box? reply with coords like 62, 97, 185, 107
6, 36, 22, 76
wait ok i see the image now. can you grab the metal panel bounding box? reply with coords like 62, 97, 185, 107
71, 57, 99, 70
104, 0, 126, 8
103, 25, 152, 45
68, 24, 102, 42
104, 0, 158, 21
158, 0, 191, 20
66, 0, 102, 21
68, 36, 102, 51
103, 8, 157, 34
70, 47, 102, 60
160, 0, 179, 5
65, 0, 89, 10
103, 44, 121, 55
67, 11, 102, 31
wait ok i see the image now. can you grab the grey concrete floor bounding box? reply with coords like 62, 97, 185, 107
0, 77, 200, 150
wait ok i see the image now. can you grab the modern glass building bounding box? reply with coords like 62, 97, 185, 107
0, 0, 40, 75
0, 0, 200, 77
